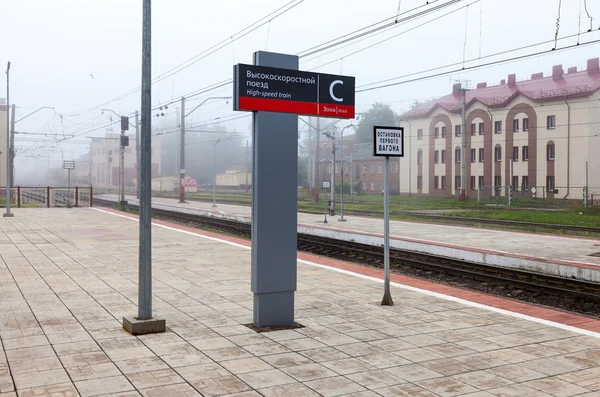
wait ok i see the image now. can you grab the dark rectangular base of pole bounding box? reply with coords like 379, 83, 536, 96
123, 316, 166, 335
253, 292, 294, 328
2, 213, 13, 218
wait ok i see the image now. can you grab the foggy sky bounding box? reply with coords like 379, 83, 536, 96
2, 0, 599, 178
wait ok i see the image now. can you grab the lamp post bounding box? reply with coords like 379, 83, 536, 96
179, 96, 230, 203
212, 139, 220, 207
336, 124, 355, 222
4, 61, 12, 218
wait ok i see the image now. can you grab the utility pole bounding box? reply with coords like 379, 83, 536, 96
123, 0, 165, 335
213, 139, 220, 207
179, 96, 185, 203
460, 88, 467, 200
4, 61, 13, 218
120, 122, 126, 206
330, 131, 335, 216
135, 111, 140, 199
9, 105, 15, 187
245, 139, 249, 191
314, 118, 321, 204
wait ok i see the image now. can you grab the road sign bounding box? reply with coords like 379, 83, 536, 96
233, 64, 355, 119
322, 180, 331, 189
180, 177, 197, 188
373, 126, 404, 157
63, 160, 75, 170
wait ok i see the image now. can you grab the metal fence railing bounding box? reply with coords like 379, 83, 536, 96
0, 186, 93, 208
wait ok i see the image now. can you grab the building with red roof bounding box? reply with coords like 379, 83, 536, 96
397, 58, 600, 200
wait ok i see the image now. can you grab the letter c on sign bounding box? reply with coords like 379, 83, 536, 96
329, 80, 343, 102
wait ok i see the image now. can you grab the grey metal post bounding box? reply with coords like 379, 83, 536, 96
138, 0, 153, 321
585, 160, 589, 208
67, 168, 72, 208
339, 128, 346, 222
314, 117, 320, 203
381, 156, 393, 305
249, 51, 298, 327
350, 151, 353, 201
330, 136, 335, 215
179, 96, 186, 203
9, 105, 15, 187
135, 110, 140, 200
460, 88, 467, 199
4, 61, 12, 217
120, 128, 125, 205
212, 139, 219, 207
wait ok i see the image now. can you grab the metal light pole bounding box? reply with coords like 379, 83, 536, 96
337, 124, 354, 222
178, 96, 230, 204
212, 139, 220, 207
4, 61, 13, 218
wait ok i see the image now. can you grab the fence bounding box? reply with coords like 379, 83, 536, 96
0, 186, 93, 208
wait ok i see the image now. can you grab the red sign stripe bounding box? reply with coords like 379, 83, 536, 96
239, 97, 354, 119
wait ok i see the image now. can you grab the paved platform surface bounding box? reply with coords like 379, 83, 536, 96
98, 195, 600, 276
0, 208, 600, 396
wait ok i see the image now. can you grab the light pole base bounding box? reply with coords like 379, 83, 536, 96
212, 204, 217, 208
338, 217, 347, 222
123, 316, 166, 335
381, 290, 394, 306
2, 213, 14, 218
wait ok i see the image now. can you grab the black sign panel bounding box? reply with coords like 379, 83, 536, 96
233, 64, 355, 119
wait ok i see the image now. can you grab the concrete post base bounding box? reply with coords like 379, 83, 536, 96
253, 292, 294, 328
123, 316, 166, 335
2, 213, 14, 218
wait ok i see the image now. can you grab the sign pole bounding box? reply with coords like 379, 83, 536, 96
67, 168, 72, 209
373, 126, 404, 307
381, 155, 393, 305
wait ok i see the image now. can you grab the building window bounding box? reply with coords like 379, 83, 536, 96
435, 127, 440, 139
495, 146, 502, 162
494, 176, 502, 188
379, 181, 383, 191
470, 176, 476, 190
547, 115, 556, 129
336, 163, 341, 173
441, 126, 447, 138
355, 164, 360, 179
417, 150, 423, 164
441, 176, 447, 189
547, 143, 555, 160
434, 150, 439, 164
494, 121, 503, 134
417, 176, 423, 189
513, 119, 519, 132
471, 123, 476, 136
522, 146, 529, 161
455, 125, 462, 137
371, 181, 375, 191
378, 165, 382, 174
478, 176, 484, 189
523, 118, 529, 131
455, 148, 461, 163
391, 162, 398, 173
478, 122, 484, 135
455, 176, 461, 189
417, 129, 423, 140
513, 146, 519, 162
435, 176, 440, 189
441, 150, 446, 164
371, 164, 376, 174
363, 165, 367, 175
522, 176, 529, 191
479, 148, 484, 162
329, 164, 333, 174
547, 176, 555, 191
512, 176, 519, 190
362, 181, 366, 191
471, 149, 476, 163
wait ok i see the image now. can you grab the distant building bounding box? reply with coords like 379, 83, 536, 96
398, 58, 600, 199
0, 99, 7, 186
216, 169, 252, 189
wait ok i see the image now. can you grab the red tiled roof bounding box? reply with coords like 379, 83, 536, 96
400, 58, 600, 120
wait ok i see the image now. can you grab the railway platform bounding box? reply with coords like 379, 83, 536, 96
0, 207, 600, 396
97, 195, 600, 283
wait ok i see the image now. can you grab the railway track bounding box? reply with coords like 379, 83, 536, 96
95, 198, 600, 315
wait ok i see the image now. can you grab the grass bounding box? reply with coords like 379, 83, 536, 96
444, 208, 600, 228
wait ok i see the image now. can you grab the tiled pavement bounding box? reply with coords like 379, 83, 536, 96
0, 208, 599, 397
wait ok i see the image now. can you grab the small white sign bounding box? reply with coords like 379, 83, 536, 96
322, 180, 331, 189
63, 160, 75, 170
373, 126, 404, 157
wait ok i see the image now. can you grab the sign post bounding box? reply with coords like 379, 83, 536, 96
234, 52, 355, 327
322, 180, 331, 224
63, 160, 75, 208
373, 126, 404, 306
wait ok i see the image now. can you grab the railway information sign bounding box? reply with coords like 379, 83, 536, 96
373, 126, 404, 157
63, 160, 75, 170
322, 180, 331, 189
233, 64, 355, 119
